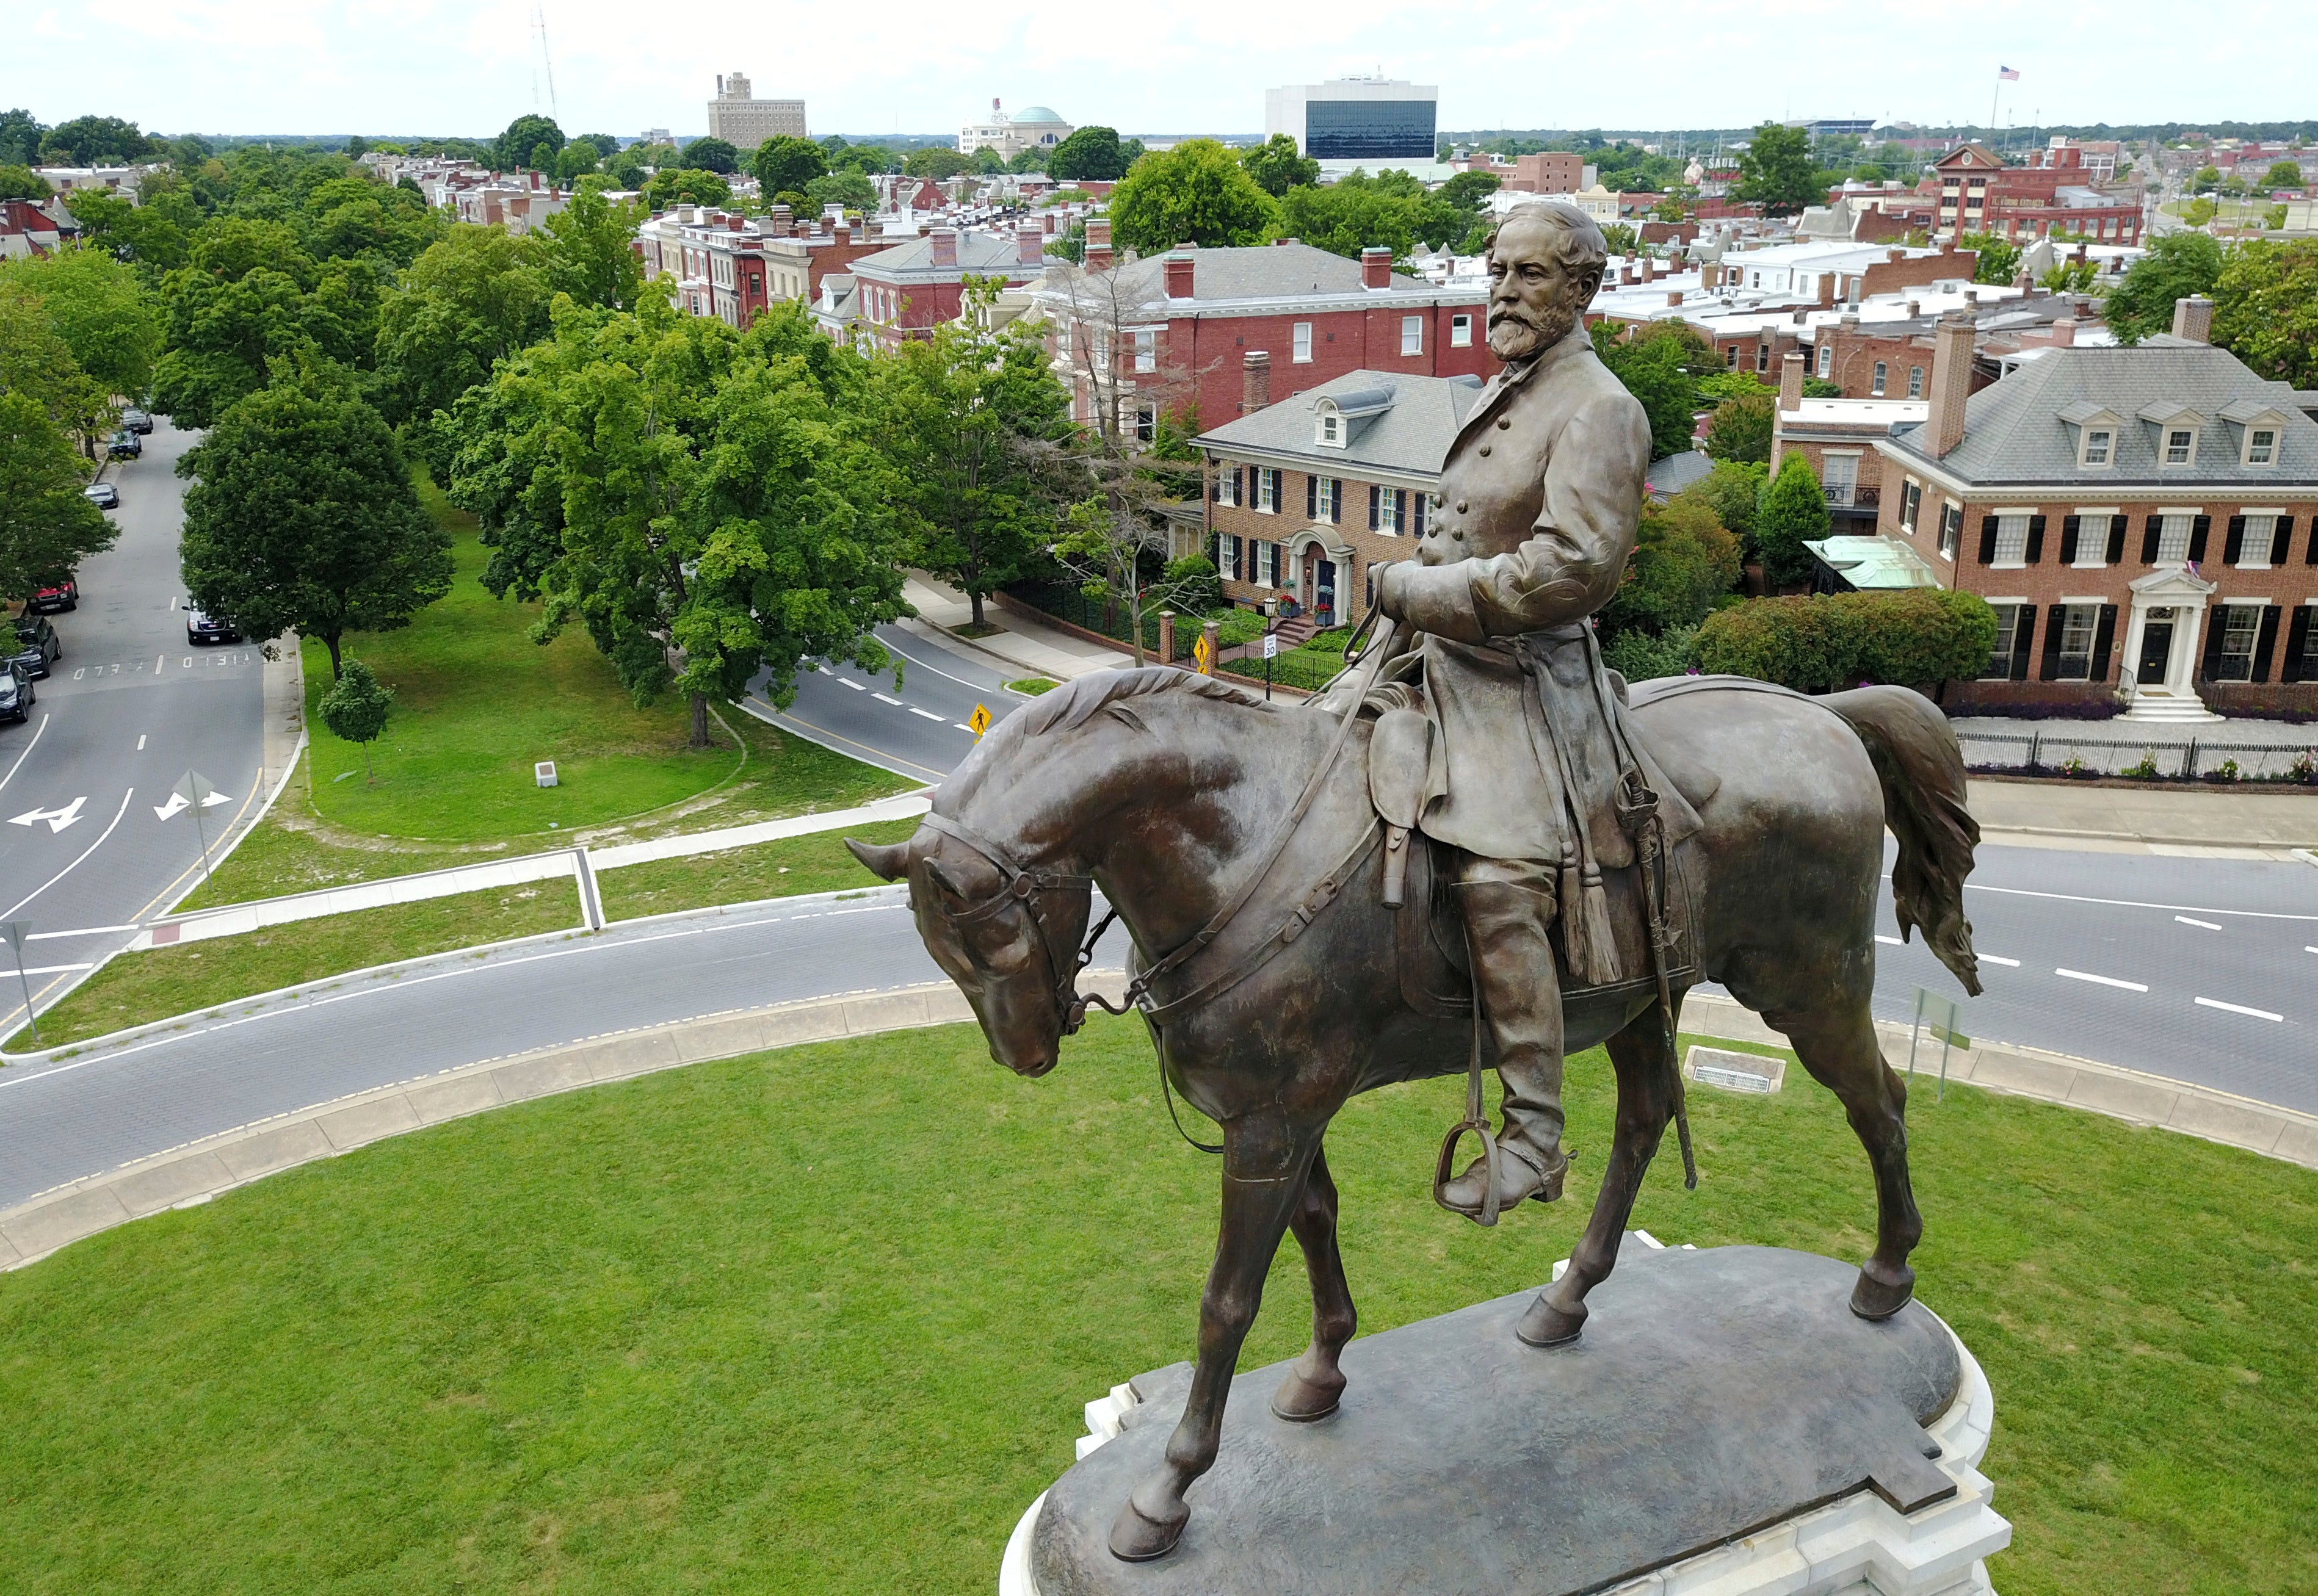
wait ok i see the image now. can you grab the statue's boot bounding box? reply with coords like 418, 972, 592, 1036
1440, 867, 1569, 1223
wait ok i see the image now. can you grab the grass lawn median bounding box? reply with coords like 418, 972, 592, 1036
1, 1016, 2309, 1595
596, 817, 916, 922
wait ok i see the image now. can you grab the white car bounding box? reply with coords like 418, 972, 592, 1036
84, 482, 119, 510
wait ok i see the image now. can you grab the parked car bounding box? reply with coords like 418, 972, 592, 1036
186, 608, 239, 645
83, 482, 118, 509
120, 408, 153, 433
0, 663, 31, 724
9, 615, 60, 678
107, 430, 140, 460
29, 579, 78, 613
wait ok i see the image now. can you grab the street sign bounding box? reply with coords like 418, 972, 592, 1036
161, 771, 223, 883
0, 920, 38, 1047
1262, 634, 1280, 660
967, 703, 993, 737
1192, 634, 1214, 674
1907, 987, 1971, 1100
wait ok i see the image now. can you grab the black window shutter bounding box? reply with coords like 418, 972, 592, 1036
2252, 605, 2282, 683
2059, 515, 2081, 564
2189, 514, 2211, 562
2026, 514, 2046, 563
2010, 605, 2037, 680
2090, 604, 2118, 682
1369, 484, 1380, 529
2303, 516, 2318, 566
2283, 607, 2312, 683
2104, 515, 2127, 565
2038, 604, 2066, 680
2140, 515, 2160, 562
1977, 515, 1999, 564
1396, 489, 1408, 530
2271, 515, 2294, 565
1306, 474, 1317, 519
2223, 515, 2246, 565
2200, 608, 2228, 681
1235, 466, 1245, 504
1411, 492, 1426, 537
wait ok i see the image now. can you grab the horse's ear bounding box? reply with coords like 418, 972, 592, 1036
921, 857, 968, 901
846, 837, 911, 882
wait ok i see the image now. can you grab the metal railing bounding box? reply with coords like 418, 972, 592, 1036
1004, 582, 1198, 663
1823, 483, 1881, 510
1954, 728, 2318, 782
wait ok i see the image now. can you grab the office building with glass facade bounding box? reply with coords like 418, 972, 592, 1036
1265, 78, 1438, 162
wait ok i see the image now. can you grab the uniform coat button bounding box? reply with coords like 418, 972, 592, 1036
1451, 529, 1464, 541
1497, 417, 1511, 429
1457, 500, 1469, 513
1478, 444, 1491, 456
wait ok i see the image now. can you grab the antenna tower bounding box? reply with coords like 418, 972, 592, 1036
532, 2, 560, 123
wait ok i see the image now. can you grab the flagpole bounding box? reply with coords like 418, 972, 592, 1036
1988, 74, 2001, 154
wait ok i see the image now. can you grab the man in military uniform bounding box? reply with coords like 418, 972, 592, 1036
1371, 200, 1651, 1221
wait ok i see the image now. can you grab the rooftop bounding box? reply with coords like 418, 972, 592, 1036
1195, 369, 1486, 478
1805, 535, 1941, 590
1041, 242, 1471, 314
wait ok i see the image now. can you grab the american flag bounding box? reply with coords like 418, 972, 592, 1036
1997, 65, 2020, 80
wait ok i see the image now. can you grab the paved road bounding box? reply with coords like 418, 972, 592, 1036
0, 421, 268, 1039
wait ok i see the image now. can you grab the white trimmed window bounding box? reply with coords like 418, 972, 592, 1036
2212, 603, 2264, 681
1214, 465, 1238, 507
1816, 344, 1831, 378
2164, 427, 2195, 466
2238, 513, 2277, 568
1256, 468, 1280, 513
1377, 488, 1400, 533
1938, 502, 1961, 561
1292, 322, 1313, 363
1134, 330, 1156, 373
2056, 603, 2098, 681
2082, 428, 2113, 467
2246, 427, 2278, 466
1992, 513, 2030, 565
1401, 315, 1422, 356
1256, 541, 1276, 585
2156, 513, 2193, 562
1872, 361, 1888, 395
1316, 477, 1338, 523
1907, 366, 1925, 399
1899, 479, 1923, 533
1317, 411, 1342, 447
1135, 402, 1157, 444
1982, 603, 2023, 679
1450, 313, 1472, 347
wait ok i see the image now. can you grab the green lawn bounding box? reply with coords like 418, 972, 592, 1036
596, 818, 916, 922
1, 1016, 2308, 1595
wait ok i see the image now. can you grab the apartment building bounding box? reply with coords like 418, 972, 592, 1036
816, 226, 1049, 350
1931, 142, 2142, 245
637, 206, 884, 327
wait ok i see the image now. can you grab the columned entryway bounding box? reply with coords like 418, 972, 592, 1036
1288, 530, 1355, 628
2119, 565, 2223, 723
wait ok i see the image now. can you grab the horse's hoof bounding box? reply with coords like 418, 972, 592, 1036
1849, 1264, 1916, 1321
1270, 1366, 1345, 1423
1109, 1492, 1190, 1562
1516, 1293, 1585, 1347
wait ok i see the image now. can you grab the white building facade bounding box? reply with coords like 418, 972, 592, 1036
705, 71, 806, 150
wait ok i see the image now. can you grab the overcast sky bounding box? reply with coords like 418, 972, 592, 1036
13, 0, 2310, 141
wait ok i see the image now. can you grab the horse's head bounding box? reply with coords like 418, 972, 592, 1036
847, 825, 1092, 1079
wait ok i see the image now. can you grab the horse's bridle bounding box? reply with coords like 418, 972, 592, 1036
916, 811, 1123, 1037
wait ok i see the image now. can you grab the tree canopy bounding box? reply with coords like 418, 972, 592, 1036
1957, 233, 2021, 287
40, 115, 161, 167
373, 226, 553, 427
1591, 322, 1712, 461
1107, 140, 1278, 255
643, 168, 732, 210
2262, 160, 2305, 190
1240, 135, 1319, 197
683, 137, 739, 175
2104, 232, 2223, 344
1046, 127, 1132, 184
1733, 123, 1821, 216
494, 115, 564, 172
753, 136, 827, 198
1274, 168, 1494, 263
901, 147, 972, 181
1703, 389, 1773, 466
1754, 451, 1830, 590
2211, 239, 2318, 389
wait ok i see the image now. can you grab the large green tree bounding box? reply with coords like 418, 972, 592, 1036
1703, 389, 1773, 466
880, 280, 1071, 627
1956, 232, 2021, 287
0, 110, 40, 167
1599, 490, 1741, 645
494, 115, 564, 173
1733, 123, 1820, 216
0, 277, 118, 459
2212, 239, 2318, 388
1046, 127, 1131, 183
643, 168, 731, 210
901, 148, 972, 181
0, 389, 117, 598
683, 137, 740, 175
372, 226, 553, 426
540, 189, 647, 312
1753, 451, 1831, 590
1240, 134, 1319, 197
2104, 232, 2224, 344
178, 376, 452, 678
753, 136, 828, 199
1592, 322, 1709, 460
0, 165, 49, 201
1108, 139, 1277, 255
39, 115, 157, 167
446, 298, 909, 746
150, 220, 368, 427
5, 244, 163, 403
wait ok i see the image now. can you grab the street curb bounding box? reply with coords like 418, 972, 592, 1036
2, 978, 2309, 1276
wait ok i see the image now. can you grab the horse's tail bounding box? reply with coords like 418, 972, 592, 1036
1823, 684, 1983, 997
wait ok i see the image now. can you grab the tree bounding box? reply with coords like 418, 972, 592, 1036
0, 391, 118, 599
495, 115, 563, 173
1733, 123, 1820, 216
446, 298, 909, 746
1109, 139, 1278, 254
0, 277, 114, 460
1689, 460, 1766, 552
539, 187, 646, 312
1703, 389, 1773, 465
148, 219, 366, 427
684, 137, 739, 175
1695, 589, 1996, 692
1591, 323, 1706, 460
178, 377, 452, 679
1599, 491, 1741, 646
1753, 451, 1830, 590
2190, 165, 2222, 195
1955, 232, 2021, 286
2211, 239, 2318, 389
1240, 134, 1319, 197
317, 657, 393, 783
554, 143, 600, 186
1047, 126, 1131, 183
1007, 146, 1048, 175
4, 245, 161, 405
0, 110, 41, 168
0, 165, 50, 201
39, 116, 156, 167
2263, 160, 2305, 190
2104, 232, 2223, 344
805, 172, 877, 214
753, 135, 828, 198
901, 147, 972, 181
1600, 222, 1639, 256
643, 168, 732, 210
372, 226, 552, 425
1437, 170, 1501, 212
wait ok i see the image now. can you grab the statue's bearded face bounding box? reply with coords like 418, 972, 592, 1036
1487, 221, 1602, 362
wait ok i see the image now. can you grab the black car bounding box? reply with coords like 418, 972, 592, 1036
187, 608, 239, 645
107, 430, 141, 460
0, 663, 31, 724
10, 615, 60, 678
120, 408, 154, 433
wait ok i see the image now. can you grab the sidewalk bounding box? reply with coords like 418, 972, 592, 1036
1966, 778, 2318, 857
902, 575, 1127, 682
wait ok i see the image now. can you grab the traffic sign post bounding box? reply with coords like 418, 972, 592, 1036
157, 770, 225, 883
1907, 986, 1971, 1102
1, 920, 39, 1047
967, 703, 993, 738
1261, 630, 1278, 700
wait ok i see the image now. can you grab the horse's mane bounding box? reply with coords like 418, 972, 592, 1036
1016, 666, 1275, 738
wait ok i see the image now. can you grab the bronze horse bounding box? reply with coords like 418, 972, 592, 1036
847, 665, 1982, 1562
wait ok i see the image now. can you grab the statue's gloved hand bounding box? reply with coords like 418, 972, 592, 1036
1371, 560, 1407, 624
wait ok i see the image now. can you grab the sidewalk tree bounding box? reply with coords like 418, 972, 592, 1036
1240, 134, 1319, 197
2103, 232, 2223, 344
317, 657, 394, 784
0, 276, 117, 459
880, 278, 1073, 628
1734, 122, 1820, 216
178, 372, 452, 680
0, 390, 118, 599
1753, 451, 1830, 590
1109, 139, 1278, 255
372, 226, 552, 425
1, 244, 160, 405
445, 297, 910, 747
149, 220, 366, 427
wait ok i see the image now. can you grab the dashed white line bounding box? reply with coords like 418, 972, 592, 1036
1875, 934, 1903, 946
0, 962, 95, 978
836, 677, 865, 690
1980, 955, 2021, 967
908, 706, 946, 721
955, 723, 977, 734
2174, 915, 2222, 931
2055, 967, 2148, 992
872, 692, 904, 706
25, 925, 139, 941
2194, 996, 2283, 1022
0, 713, 48, 795
136, 734, 147, 750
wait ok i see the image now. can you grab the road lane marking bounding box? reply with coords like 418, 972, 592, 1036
1980, 955, 2021, 967
907, 707, 946, 721
836, 677, 864, 690
0, 963, 95, 978
0, 713, 48, 795
955, 723, 977, 734
9, 796, 87, 832
137, 734, 146, 749
153, 653, 162, 674
2055, 968, 2148, 992
0, 788, 133, 920
1966, 882, 2318, 922
1875, 934, 1902, 945
2174, 915, 2222, 931
748, 701, 946, 783
879, 633, 1012, 696
872, 692, 903, 706
26, 925, 139, 941
2193, 996, 2283, 1022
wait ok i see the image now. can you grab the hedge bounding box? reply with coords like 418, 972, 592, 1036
1692, 589, 1998, 693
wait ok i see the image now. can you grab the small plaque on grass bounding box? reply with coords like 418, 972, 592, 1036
535, 761, 558, 788
1682, 1045, 1784, 1094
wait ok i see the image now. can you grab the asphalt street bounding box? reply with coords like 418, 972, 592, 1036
748, 621, 1038, 784
0, 421, 269, 1039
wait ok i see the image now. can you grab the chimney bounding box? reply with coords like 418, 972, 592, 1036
1817, 272, 1836, 308
1241, 350, 1271, 414
1906, 298, 1921, 319
1927, 312, 1975, 458
2051, 317, 2077, 347
1778, 351, 1805, 414
1020, 225, 1045, 267
1165, 250, 1197, 298
2170, 295, 2214, 344
1640, 256, 1656, 283
1084, 218, 1114, 272
929, 228, 958, 269
1361, 245, 1393, 289
1667, 289, 1683, 307
1886, 248, 1905, 265
1964, 288, 1980, 308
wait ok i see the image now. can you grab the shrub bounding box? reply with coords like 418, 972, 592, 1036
1161, 554, 1220, 614
1692, 589, 1997, 693
1754, 452, 1830, 590
1603, 624, 1698, 683
1210, 608, 1266, 648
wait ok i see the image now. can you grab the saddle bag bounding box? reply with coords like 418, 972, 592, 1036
1367, 707, 1432, 909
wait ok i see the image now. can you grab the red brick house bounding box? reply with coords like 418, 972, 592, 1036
1931, 142, 2142, 245
814, 226, 1049, 351
637, 206, 883, 328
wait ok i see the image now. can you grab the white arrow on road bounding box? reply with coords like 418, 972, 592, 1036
155, 773, 232, 822
9, 796, 86, 833
154, 792, 191, 820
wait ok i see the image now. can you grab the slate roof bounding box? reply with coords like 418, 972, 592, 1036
1887, 344, 2318, 486
852, 231, 1034, 280
1195, 369, 1485, 477
1068, 242, 1459, 311
1645, 450, 1715, 500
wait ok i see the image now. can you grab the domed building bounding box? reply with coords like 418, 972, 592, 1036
958, 99, 1074, 161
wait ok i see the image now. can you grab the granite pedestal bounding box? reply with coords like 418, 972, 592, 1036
1001, 1241, 2008, 1595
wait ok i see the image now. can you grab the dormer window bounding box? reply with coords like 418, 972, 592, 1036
1316, 407, 1344, 448
2164, 428, 2195, 466
2084, 429, 2112, 466
2247, 427, 2277, 466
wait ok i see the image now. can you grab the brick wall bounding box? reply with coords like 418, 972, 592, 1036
1207, 463, 1430, 624
1151, 304, 1493, 431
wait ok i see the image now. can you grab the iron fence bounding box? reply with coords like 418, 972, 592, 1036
1954, 728, 2318, 783
1005, 583, 1197, 663
1219, 648, 1350, 694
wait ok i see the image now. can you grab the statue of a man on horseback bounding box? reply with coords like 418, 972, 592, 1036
1371, 199, 1677, 1222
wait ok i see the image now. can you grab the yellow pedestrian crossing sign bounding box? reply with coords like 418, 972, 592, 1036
967, 703, 993, 737
1192, 634, 1214, 674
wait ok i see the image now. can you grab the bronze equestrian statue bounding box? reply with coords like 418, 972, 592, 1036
847, 201, 1984, 1565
